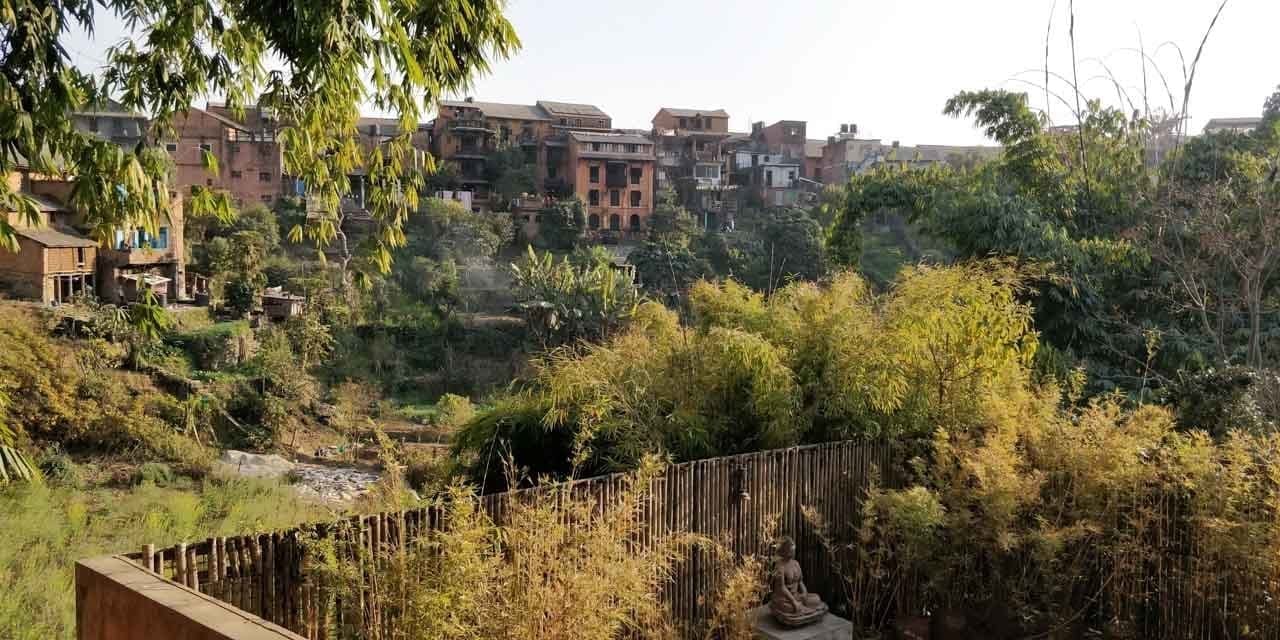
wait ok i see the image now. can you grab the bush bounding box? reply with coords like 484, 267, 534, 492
38, 453, 82, 488
167, 321, 252, 371
134, 462, 175, 487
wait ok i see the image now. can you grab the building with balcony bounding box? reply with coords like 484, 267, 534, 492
162, 103, 286, 208
651, 108, 733, 226
431, 98, 616, 213
73, 98, 149, 150
0, 167, 186, 305
567, 131, 655, 237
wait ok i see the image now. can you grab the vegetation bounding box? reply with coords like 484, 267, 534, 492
0, 477, 323, 639
2, 0, 518, 281
457, 263, 1035, 489
309, 458, 765, 640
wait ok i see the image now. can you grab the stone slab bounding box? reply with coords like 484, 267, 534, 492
751, 605, 854, 640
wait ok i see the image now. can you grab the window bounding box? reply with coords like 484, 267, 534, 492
630, 191, 641, 207
560, 118, 568, 126
788, 170, 796, 182
592, 142, 602, 152
155, 228, 169, 250
766, 169, 773, 185
75, 247, 86, 265
259, 172, 272, 182
261, 195, 273, 203
630, 167, 642, 185
589, 166, 600, 183
679, 117, 687, 129
610, 190, 620, 207
230, 170, 243, 179
199, 142, 212, 152
704, 117, 711, 129
165, 143, 177, 152
588, 213, 600, 229
206, 178, 213, 186
588, 189, 600, 206
629, 214, 641, 229
609, 214, 621, 230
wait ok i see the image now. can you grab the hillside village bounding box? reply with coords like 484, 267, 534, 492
5, 1, 1280, 639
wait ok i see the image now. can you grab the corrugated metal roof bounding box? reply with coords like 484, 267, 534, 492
15, 227, 97, 248
659, 107, 730, 118
439, 100, 551, 121
536, 101, 609, 119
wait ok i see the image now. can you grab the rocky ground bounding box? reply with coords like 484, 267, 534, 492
217, 450, 381, 504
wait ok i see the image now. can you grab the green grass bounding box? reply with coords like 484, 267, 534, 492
0, 476, 327, 639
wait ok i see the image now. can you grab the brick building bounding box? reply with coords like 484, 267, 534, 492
73, 98, 148, 150
0, 186, 97, 304
567, 131, 655, 237
651, 108, 732, 227
820, 124, 1000, 184
430, 98, 627, 222
163, 104, 286, 208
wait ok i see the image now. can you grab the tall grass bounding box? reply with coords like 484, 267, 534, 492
0, 477, 326, 640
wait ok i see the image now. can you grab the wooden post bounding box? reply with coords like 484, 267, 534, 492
142, 544, 155, 572
175, 543, 187, 588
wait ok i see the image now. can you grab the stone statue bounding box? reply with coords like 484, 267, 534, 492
769, 536, 828, 627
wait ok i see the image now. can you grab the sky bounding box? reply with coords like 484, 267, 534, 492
66, 0, 1276, 146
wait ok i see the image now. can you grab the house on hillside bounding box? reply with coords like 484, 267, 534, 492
162, 103, 287, 207
651, 107, 733, 228
0, 201, 98, 304
0, 166, 187, 306
1203, 117, 1263, 135
567, 131, 656, 238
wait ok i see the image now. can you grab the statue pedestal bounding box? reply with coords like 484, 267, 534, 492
750, 605, 854, 640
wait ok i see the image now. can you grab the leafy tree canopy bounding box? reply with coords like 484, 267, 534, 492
1, 0, 518, 279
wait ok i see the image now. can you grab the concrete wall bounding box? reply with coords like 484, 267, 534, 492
652, 110, 729, 134
76, 556, 305, 640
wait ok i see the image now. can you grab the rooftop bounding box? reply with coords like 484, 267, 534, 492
15, 226, 97, 248
658, 107, 731, 119
439, 100, 551, 121
537, 100, 610, 119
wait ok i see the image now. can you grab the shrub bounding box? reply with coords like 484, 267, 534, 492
38, 452, 82, 488
168, 321, 251, 371
134, 462, 175, 487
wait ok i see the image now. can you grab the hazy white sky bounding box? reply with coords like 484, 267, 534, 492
67, 0, 1276, 146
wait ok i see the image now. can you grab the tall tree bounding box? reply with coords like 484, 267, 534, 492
1, 0, 518, 279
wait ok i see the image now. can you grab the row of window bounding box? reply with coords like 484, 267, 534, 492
588, 165, 644, 185
114, 227, 170, 251
588, 142, 647, 154
678, 116, 714, 130
587, 189, 644, 207
587, 213, 643, 231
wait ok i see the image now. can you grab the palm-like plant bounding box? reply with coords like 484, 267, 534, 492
0, 391, 39, 483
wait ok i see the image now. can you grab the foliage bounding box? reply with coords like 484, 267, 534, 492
459, 264, 1038, 486
531, 198, 587, 252
1161, 366, 1280, 438
508, 246, 642, 348
1, 0, 518, 280
485, 147, 537, 211
853, 392, 1280, 637
309, 458, 761, 640
168, 321, 252, 371
0, 390, 39, 484
0, 311, 210, 470
627, 239, 710, 300
0, 477, 323, 639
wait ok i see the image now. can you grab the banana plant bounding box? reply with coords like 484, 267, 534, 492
0, 392, 39, 484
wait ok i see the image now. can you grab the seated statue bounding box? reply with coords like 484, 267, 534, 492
769, 536, 828, 627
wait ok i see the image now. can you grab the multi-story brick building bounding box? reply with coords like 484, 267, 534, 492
567, 131, 655, 237
73, 99, 149, 149
651, 108, 732, 227
430, 98, 627, 220
163, 103, 286, 208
